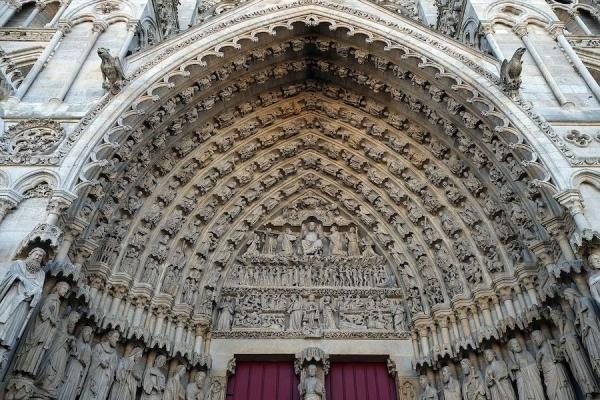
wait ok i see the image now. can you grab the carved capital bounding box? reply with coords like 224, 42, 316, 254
512, 24, 528, 38
58, 21, 72, 34
554, 189, 585, 216
92, 20, 108, 33
546, 22, 566, 40
479, 22, 494, 36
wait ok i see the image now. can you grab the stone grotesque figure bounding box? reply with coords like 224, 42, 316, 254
97, 47, 125, 95
0, 247, 46, 367
58, 325, 93, 400
531, 330, 575, 400
500, 48, 526, 92
141, 354, 167, 400
442, 366, 462, 400
108, 347, 143, 400
80, 330, 120, 400
484, 349, 516, 400
419, 375, 438, 400
551, 309, 599, 398
563, 288, 600, 378
186, 370, 207, 400
36, 310, 79, 396
164, 364, 187, 400
13, 281, 70, 376
298, 364, 323, 400
507, 338, 544, 400
461, 359, 487, 400
301, 222, 323, 255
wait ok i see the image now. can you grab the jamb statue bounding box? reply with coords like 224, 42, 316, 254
484, 349, 516, 400
531, 330, 575, 400
507, 338, 544, 400
442, 366, 462, 400
461, 359, 488, 400
0, 247, 46, 368
298, 364, 323, 400
419, 375, 438, 400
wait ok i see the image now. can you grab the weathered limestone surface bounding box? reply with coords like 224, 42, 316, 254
1, 0, 600, 398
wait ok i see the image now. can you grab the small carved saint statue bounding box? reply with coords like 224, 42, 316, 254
298, 364, 323, 400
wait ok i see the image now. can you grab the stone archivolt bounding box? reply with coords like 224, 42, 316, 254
4, 11, 595, 400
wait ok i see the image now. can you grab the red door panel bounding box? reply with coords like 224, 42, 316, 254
226, 360, 300, 400
326, 361, 398, 400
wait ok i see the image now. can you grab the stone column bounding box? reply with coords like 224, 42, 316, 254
479, 22, 504, 60
51, 20, 106, 103
522, 277, 539, 306
513, 24, 572, 107
118, 20, 138, 61
45, 0, 68, 27
570, 10, 592, 35
21, 1, 43, 27
0, 0, 21, 27
13, 22, 70, 100
500, 288, 517, 319
547, 22, 600, 102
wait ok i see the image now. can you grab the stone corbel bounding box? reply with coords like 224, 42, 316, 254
0, 189, 22, 223
296, 347, 329, 400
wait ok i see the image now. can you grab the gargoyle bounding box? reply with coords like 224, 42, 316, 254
500, 47, 526, 93
97, 47, 125, 95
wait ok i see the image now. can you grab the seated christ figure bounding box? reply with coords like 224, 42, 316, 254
301, 222, 323, 255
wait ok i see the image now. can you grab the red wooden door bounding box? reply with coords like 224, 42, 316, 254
326, 361, 398, 400
226, 360, 300, 400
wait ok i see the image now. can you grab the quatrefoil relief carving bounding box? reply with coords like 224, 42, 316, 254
0, 119, 65, 158
564, 129, 592, 147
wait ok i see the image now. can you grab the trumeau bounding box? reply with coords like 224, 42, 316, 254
1, 0, 600, 398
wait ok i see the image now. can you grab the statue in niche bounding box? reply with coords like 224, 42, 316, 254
550, 309, 600, 398
302, 294, 321, 336
588, 253, 600, 308
58, 325, 93, 400
141, 355, 167, 400
507, 338, 545, 400
182, 278, 197, 306
321, 296, 337, 330
393, 302, 408, 331
419, 375, 438, 400
164, 364, 187, 400
564, 288, 600, 377
216, 296, 235, 331
301, 222, 323, 255
80, 330, 120, 400
531, 330, 575, 400
142, 259, 160, 286
298, 364, 323, 400
279, 228, 297, 256
186, 370, 207, 400
36, 311, 79, 396
442, 366, 462, 400
108, 347, 143, 400
13, 281, 70, 375
327, 225, 345, 256
288, 294, 304, 330
461, 359, 488, 400
484, 349, 516, 400
346, 226, 361, 256
0, 247, 46, 367
243, 232, 261, 257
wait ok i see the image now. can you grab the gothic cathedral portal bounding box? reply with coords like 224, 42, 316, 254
2, 0, 600, 399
